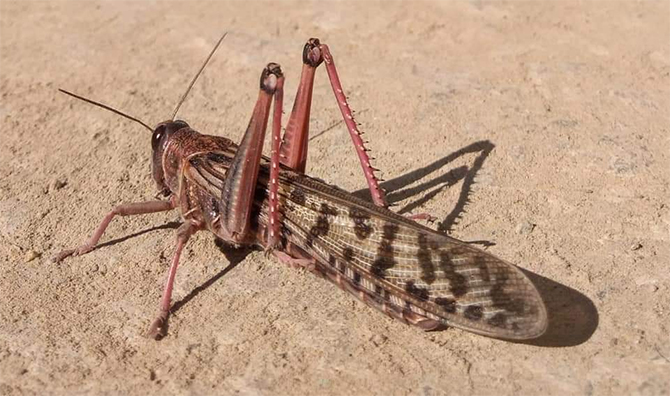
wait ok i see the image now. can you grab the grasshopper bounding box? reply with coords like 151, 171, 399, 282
54, 35, 548, 340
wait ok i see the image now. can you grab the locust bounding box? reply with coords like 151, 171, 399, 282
54, 35, 548, 341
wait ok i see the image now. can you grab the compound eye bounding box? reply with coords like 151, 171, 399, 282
174, 119, 189, 129
151, 124, 166, 151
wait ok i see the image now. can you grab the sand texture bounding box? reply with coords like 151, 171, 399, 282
1, 1, 668, 395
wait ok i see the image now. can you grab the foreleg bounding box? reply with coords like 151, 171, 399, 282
53, 199, 176, 262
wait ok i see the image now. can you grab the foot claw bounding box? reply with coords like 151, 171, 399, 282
405, 213, 437, 223
75, 244, 95, 256
52, 249, 76, 263
145, 312, 169, 340
52, 245, 95, 263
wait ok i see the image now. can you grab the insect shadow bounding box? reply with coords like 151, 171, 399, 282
352, 139, 495, 240
94, 221, 182, 250
351, 139, 597, 346
158, 240, 252, 338
517, 269, 598, 347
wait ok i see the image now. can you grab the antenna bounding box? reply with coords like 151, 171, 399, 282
58, 88, 153, 132
171, 32, 228, 121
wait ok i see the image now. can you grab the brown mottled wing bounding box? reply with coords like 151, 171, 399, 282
270, 174, 547, 340
186, 153, 548, 340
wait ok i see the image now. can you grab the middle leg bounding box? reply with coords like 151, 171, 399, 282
146, 219, 201, 340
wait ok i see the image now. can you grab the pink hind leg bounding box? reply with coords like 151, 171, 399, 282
319, 43, 386, 208
278, 39, 387, 208
319, 44, 436, 222
267, 70, 285, 249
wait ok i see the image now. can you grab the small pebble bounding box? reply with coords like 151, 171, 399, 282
515, 221, 535, 235
612, 158, 635, 174
24, 250, 40, 262
641, 284, 659, 293
630, 242, 643, 251
370, 334, 388, 346
45, 178, 67, 193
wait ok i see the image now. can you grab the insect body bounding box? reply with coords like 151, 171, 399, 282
55, 37, 548, 340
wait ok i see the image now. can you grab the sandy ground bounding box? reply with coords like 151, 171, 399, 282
1, 1, 669, 395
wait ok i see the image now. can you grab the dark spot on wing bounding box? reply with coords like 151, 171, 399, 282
473, 255, 521, 329
488, 271, 509, 308
342, 247, 354, 262
475, 255, 491, 283
405, 280, 430, 301
434, 297, 457, 313
354, 222, 373, 240
378, 223, 399, 253
417, 233, 436, 284
371, 257, 394, 278
488, 270, 527, 320
377, 241, 393, 255
289, 188, 306, 205
371, 223, 399, 278
349, 207, 373, 240
464, 305, 484, 321
320, 203, 339, 216
305, 204, 335, 248
328, 254, 337, 267
488, 313, 507, 328
353, 271, 361, 285
309, 216, 330, 238
438, 251, 468, 297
